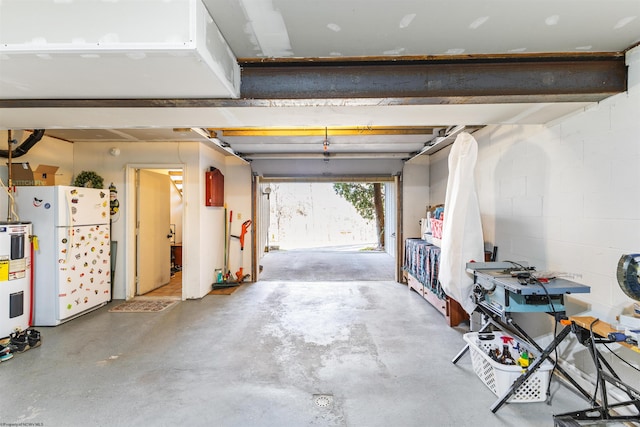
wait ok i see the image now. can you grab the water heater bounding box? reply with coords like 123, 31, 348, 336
0, 222, 32, 338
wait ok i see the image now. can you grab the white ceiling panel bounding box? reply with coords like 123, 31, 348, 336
0, 102, 595, 130
206, 0, 640, 58
0, 0, 240, 99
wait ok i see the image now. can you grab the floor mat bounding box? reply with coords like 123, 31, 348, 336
109, 299, 179, 313
209, 284, 241, 295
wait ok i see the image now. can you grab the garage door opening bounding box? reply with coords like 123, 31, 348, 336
257, 181, 396, 282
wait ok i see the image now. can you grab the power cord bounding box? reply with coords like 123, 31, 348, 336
0, 177, 19, 221
505, 260, 527, 269
527, 276, 559, 401
505, 261, 560, 400
601, 342, 640, 373
503, 260, 535, 274
589, 318, 602, 407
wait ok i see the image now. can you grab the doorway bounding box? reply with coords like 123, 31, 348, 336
255, 178, 399, 282
125, 165, 184, 300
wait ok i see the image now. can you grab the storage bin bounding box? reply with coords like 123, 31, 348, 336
463, 332, 553, 403
430, 218, 443, 239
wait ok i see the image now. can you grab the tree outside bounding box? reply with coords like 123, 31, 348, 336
333, 182, 385, 249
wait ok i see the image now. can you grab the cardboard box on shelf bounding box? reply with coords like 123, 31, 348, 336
9, 162, 59, 186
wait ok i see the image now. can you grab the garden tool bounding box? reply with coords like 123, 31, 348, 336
234, 219, 252, 283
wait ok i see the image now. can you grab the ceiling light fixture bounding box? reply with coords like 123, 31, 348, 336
323, 127, 329, 154
408, 125, 467, 161
190, 127, 212, 139
189, 128, 248, 163
262, 186, 272, 200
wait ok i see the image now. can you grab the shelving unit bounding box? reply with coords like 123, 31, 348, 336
403, 238, 468, 327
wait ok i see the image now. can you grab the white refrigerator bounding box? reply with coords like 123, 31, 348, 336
13, 185, 111, 326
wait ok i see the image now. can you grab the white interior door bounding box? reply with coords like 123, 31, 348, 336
136, 169, 172, 295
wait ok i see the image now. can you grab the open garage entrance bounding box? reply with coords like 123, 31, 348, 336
255, 178, 399, 282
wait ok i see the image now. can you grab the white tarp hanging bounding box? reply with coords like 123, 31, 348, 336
438, 132, 485, 314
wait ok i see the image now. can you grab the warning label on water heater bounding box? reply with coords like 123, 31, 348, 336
0, 256, 8, 281
9, 258, 26, 280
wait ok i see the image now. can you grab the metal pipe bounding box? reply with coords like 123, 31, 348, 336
0, 129, 45, 158
7, 130, 12, 221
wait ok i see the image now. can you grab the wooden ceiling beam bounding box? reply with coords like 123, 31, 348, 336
215, 126, 437, 137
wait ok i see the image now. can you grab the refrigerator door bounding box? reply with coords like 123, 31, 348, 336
57, 224, 111, 321
12, 186, 109, 227
11, 186, 55, 229
55, 186, 110, 227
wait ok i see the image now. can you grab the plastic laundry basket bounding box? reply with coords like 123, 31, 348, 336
463, 332, 554, 403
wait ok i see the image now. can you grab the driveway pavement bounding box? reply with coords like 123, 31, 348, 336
258, 247, 395, 281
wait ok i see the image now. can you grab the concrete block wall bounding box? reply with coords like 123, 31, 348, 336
430, 47, 640, 324
429, 47, 640, 389
473, 50, 640, 321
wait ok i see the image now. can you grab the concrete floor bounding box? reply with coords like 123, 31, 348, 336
1, 277, 593, 427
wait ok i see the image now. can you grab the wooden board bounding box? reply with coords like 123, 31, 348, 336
570, 315, 640, 353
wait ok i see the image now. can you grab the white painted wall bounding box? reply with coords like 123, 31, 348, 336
169, 182, 183, 245
71, 140, 252, 300
222, 157, 253, 281
0, 132, 74, 189
0, 134, 253, 300
194, 145, 230, 297
426, 148, 449, 206
402, 156, 430, 241
73, 142, 187, 299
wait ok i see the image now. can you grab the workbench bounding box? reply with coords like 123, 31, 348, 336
570, 316, 640, 354
453, 262, 593, 413
553, 316, 640, 426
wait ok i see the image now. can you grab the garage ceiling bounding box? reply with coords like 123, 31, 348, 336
0, 0, 638, 176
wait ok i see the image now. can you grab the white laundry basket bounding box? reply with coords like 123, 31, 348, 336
463, 332, 554, 403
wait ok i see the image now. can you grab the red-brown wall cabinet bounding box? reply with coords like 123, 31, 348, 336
205, 168, 224, 206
